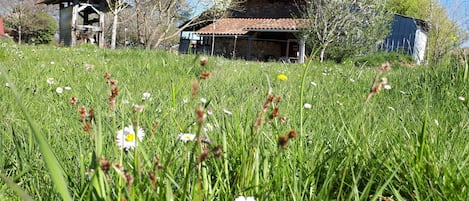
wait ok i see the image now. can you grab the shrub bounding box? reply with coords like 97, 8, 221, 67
5, 12, 57, 44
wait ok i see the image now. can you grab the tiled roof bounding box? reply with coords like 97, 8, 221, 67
196, 18, 310, 35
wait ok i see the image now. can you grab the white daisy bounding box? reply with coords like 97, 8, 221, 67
116, 125, 145, 150
56, 87, 63, 94
46, 78, 55, 85
303, 103, 312, 109
235, 196, 256, 201
142, 92, 151, 101
384, 84, 392, 90
459, 96, 465, 101
434, 119, 439, 126
203, 123, 214, 132
183, 98, 189, 104
310, 81, 317, 87
5, 83, 10, 88
178, 133, 196, 142
64, 86, 72, 91
200, 98, 207, 104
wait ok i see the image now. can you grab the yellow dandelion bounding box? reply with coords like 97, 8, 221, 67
277, 74, 288, 81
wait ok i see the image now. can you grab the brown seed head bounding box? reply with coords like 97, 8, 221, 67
191, 81, 199, 97
198, 151, 210, 163
200, 56, 208, 66
380, 62, 392, 72
270, 107, 279, 120
196, 107, 205, 123
79, 106, 87, 121
100, 157, 111, 173
200, 72, 211, 80
70, 96, 78, 106
278, 135, 289, 149
288, 129, 297, 139
104, 72, 111, 81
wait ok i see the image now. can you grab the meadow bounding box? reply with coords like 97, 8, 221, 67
0, 40, 468, 201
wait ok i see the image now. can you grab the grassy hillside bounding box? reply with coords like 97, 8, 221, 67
0, 41, 468, 200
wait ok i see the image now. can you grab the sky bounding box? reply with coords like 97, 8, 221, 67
439, 0, 469, 47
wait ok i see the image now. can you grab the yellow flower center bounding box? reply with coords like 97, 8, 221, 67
125, 133, 136, 142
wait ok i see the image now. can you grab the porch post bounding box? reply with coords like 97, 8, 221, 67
247, 36, 252, 60
299, 35, 306, 63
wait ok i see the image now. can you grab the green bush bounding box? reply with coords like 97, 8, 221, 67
5, 12, 57, 45
351, 52, 414, 68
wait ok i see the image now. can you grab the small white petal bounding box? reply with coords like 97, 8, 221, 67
245, 197, 256, 201
310, 81, 317, 87
434, 119, 439, 126
223, 109, 232, 115
142, 92, 151, 100
47, 78, 55, 85
384, 84, 392, 90
387, 106, 395, 111
303, 103, 312, 109
56, 87, 63, 94
64, 86, 72, 90
459, 96, 465, 101
200, 98, 207, 104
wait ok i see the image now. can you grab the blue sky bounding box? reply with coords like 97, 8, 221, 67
439, 0, 469, 47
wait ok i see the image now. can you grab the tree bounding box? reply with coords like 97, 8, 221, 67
2, 0, 57, 44
106, 0, 130, 49
301, 0, 391, 62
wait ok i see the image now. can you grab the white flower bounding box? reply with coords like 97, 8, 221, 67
350, 78, 356, 82
384, 84, 392, 90
434, 119, 439, 126
178, 133, 196, 142
183, 98, 189, 104
303, 103, 312, 109
207, 109, 213, 115
387, 106, 395, 111
310, 81, 317, 87
56, 87, 63, 94
459, 96, 465, 101
46, 78, 55, 85
50, 61, 55, 65
142, 92, 151, 101
116, 125, 145, 150
5, 83, 10, 88
122, 99, 130, 104
223, 109, 233, 115
235, 196, 256, 201
200, 98, 207, 104
64, 86, 72, 91
203, 123, 213, 132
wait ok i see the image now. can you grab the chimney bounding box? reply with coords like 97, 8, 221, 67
0, 18, 4, 35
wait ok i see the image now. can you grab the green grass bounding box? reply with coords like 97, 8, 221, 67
0, 41, 468, 200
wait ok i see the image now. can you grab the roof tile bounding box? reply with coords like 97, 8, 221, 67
196, 18, 309, 35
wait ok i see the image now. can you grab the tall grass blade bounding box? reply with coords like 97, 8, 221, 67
0, 67, 73, 201
0, 175, 34, 201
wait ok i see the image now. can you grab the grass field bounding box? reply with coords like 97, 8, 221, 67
0, 41, 468, 200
